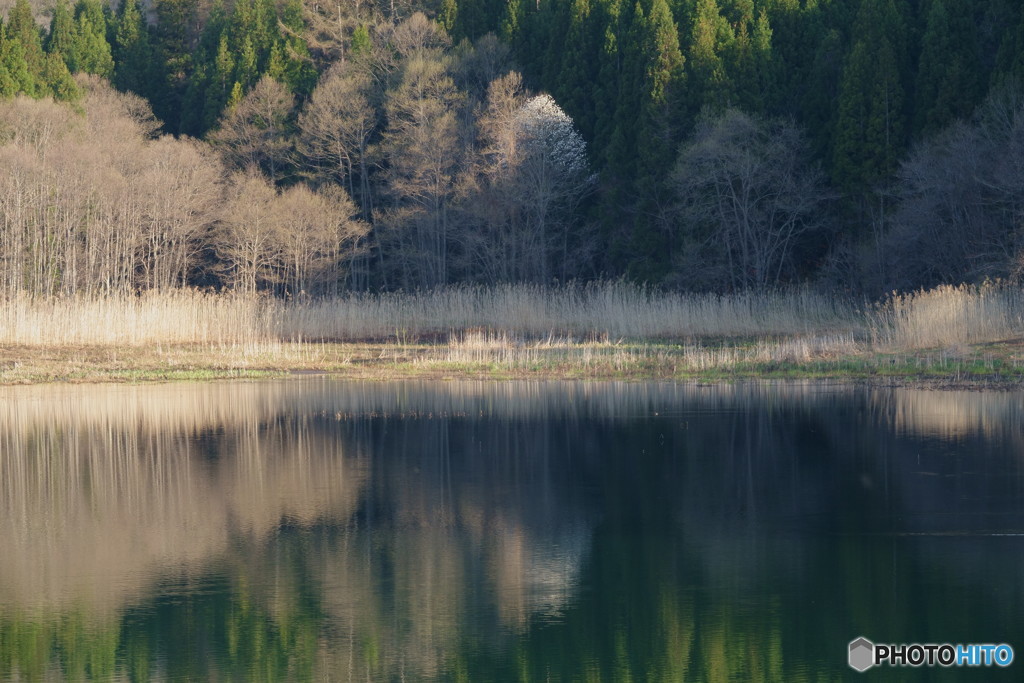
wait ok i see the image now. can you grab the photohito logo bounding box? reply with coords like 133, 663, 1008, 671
848, 637, 1014, 672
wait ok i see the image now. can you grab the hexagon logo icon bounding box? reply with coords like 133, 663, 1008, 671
849, 637, 875, 672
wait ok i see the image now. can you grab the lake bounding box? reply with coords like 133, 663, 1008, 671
1, 379, 1023, 681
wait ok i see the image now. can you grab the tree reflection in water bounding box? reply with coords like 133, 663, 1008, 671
0, 380, 1022, 680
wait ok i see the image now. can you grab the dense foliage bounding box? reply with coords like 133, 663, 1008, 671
2, 0, 1023, 294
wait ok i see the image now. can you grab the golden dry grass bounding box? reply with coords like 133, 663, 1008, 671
0, 282, 859, 346
1, 282, 1023, 384
867, 282, 1024, 349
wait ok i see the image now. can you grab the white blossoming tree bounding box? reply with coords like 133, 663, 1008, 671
471, 75, 595, 283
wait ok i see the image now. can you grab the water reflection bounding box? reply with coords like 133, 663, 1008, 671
0, 380, 1022, 681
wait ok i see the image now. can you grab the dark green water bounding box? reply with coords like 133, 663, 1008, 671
1, 380, 1023, 681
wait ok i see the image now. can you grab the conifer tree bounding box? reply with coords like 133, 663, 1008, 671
152, 0, 200, 131
603, 0, 683, 281
993, 2, 1024, 85
277, 0, 316, 95
351, 25, 371, 57
71, 0, 115, 78
728, 9, 775, 114
557, 0, 603, 141
915, 0, 980, 135
688, 0, 733, 112
439, 0, 458, 34
5, 0, 45, 88
113, 0, 155, 97
47, 1, 76, 60
41, 50, 79, 100
1, 24, 36, 97
501, 0, 524, 42
832, 0, 909, 191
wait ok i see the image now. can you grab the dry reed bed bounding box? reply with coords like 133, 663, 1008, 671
0, 283, 857, 346
1, 283, 1022, 365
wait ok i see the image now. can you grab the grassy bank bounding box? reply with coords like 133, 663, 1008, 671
1, 283, 1023, 385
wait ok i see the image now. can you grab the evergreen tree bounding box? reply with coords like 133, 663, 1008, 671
235, 36, 259, 91
590, 0, 622, 161
278, 0, 317, 95
113, 0, 155, 96
501, 0, 524, 42
556, 0, 603, 141
5, 0, 45, 88
1, 27, 36, 97
351, 25, 371, 57
801, 26, 843, 161
914, 0, 981, 136
832, 0, 909, 191
178, 0, 226, 135
71, 0, 115, 78
993, 2, 1024, 85
152, 0, 200, 131
728, 9, 775, 114
688, 0, 733, 112
453, 0, 505, 41
439, 0, 458, 34
41, 50, 79, 100
47, 1, 76, 60
603, 0, 683, 281
540, 0, 573, 94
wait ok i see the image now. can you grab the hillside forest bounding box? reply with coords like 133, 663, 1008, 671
1, 0, 1023, 297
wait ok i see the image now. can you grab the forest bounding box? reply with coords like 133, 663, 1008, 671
1, 0, 1023, 297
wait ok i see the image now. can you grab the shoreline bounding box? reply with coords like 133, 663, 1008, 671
2, 341, 1022, 390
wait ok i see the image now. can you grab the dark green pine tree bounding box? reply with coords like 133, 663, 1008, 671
540, 0, 573, 94
761, 0, 803, 115
71, 0, 115, 78
439, 0, 458, 34
47, 1, 76, 61
607, 0, 645, 180
832, 0, 910, 192
5, 0, 46, 90
728, 9, 775, 115
591, 0, 622, 161
633, 0, 685, 281
152, 0, 200, 132
603, 0, 683, 281
914, 0, 981, 136
801, 26, 843, 161
688, 0, 734, 113
250, 0, 282, 63
500, 0, 525, 42
277, 0, 316, 96
113, 0, 155, 97
452, 0, 506, 41
992, 2, 1024, 85
556, 0, 606, 142
1, 21, 37, 97
179, 0, 228, 135
207, 32, 235, 122
41, 50, 79, 100
350, 24, 371, 57
234, 36, 259, 91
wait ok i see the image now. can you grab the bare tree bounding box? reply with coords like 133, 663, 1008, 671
378, 22, 464, 288
277, 183, 369, 296
215, 171, 286, 293
136, 137, 223, 289
298, 63, 377, 220
671, 109, 828, 290
462, 71, 525, 283
209, 75, 295, 181
886, 85, 1024, 288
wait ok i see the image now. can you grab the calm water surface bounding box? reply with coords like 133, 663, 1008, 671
1, 379, 1023, 681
